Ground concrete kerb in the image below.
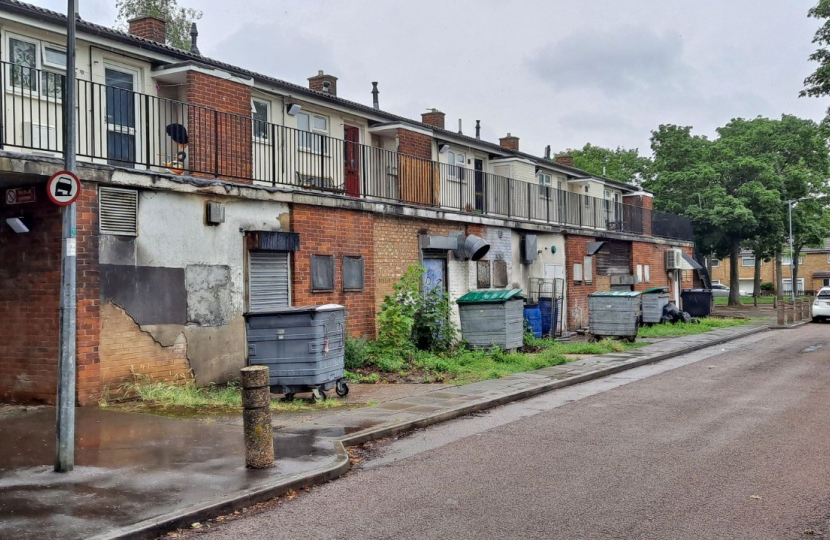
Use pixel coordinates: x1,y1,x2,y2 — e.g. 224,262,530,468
101,324,770,540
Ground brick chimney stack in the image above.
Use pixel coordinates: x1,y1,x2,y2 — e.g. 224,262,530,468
555,154,574,167
422,109,445,129
308,70,338,96
128,15,167,44
499,133,519,152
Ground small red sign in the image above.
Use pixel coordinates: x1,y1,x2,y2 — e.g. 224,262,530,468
47,171,82,206
5,187,36,205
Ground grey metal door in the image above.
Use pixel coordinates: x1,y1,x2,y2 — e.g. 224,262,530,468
249,251,290,312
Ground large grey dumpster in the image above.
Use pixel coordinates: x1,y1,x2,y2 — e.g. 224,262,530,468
641,286,670,324
588,291,642,341
245,304,348,401
457,289,524,350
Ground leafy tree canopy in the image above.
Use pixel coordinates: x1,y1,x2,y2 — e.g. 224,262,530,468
115,0,202,51
558,143,652,186
803,0,830,124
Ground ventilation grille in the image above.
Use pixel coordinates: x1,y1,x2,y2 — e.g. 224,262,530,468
99,187,138,236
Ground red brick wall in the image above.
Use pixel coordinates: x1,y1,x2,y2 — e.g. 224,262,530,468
185,71,253,183
76,184,102,405
290,205,376,338
397,128,433,160
565,235,595,329
373,215,460,313
128,17,166,44
0,185,62,403
499,135,519,152
565,235,694,329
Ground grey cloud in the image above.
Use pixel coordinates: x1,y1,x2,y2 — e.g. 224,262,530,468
204,22,339,88
525,26,691,96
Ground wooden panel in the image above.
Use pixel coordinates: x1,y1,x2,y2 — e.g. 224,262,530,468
595,240,632,276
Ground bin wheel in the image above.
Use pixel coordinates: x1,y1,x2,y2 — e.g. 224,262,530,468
335,380,349,397
283,393,296,401
310,388,326,403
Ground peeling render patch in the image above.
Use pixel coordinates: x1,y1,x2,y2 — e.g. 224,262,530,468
100,265,187,326
100,302,192,392
186,264,231,327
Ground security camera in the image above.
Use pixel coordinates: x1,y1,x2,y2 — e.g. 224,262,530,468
322,81,331,92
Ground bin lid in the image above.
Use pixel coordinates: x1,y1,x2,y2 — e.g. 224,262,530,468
589,291,641,297
244,304,344,317
642,286,670,294
681,289,712,293
457,289,523,304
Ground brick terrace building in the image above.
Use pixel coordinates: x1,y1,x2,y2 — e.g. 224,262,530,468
0,0,695,404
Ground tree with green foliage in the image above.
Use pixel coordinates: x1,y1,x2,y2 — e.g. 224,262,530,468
803,0,830,124
115,0,202,51
645,116,830,306
558,144,652,185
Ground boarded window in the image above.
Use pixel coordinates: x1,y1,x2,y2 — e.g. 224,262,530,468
342,256,365,291
99,186,138,236
636,264,643,282
493,260,508,288
248,251,290,312
644,265,651,283
477,260,491,288
311,254,335,292
573,263,583,284
583,256,593,284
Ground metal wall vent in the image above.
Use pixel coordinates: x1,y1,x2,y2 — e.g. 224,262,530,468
99,187,138,236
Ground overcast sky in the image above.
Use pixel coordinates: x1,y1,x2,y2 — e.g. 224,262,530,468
30,0,830,157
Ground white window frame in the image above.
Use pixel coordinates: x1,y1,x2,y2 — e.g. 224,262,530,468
251,98,270,142
824,278,830,287
6,33,65,99
741,257,755,267
447,150,466,182
712,280,721,285
296,111,329,153
782,256,804,266
537,171,552,187
710,258,720,268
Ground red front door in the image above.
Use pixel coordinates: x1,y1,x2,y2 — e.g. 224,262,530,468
344,125,360,197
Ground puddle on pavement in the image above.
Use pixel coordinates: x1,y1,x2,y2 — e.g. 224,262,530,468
278,421,381,440
802,343,825,353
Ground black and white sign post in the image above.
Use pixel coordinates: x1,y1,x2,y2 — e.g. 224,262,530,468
56,0,79,474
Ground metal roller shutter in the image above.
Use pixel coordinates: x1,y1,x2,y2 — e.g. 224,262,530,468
249,251,290,312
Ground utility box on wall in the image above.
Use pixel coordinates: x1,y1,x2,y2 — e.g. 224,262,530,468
521,235,538,264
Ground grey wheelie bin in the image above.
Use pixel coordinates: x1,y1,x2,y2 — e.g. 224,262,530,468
245,304,348,402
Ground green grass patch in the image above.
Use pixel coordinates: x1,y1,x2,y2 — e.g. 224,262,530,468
525,336,645,355
637,317,751,338
409,347,571,384
106,377,345,415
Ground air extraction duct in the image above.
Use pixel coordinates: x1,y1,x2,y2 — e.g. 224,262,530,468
459,234,490,261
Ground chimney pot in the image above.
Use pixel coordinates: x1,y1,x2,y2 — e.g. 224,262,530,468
372,82,380,109
499,133,520,152
308,71,338,96
555,154,575,167
475,120,481,140
544,145,551,159
128,15,167,45
189,22,200,54
458,119,463,135
421,109,445,129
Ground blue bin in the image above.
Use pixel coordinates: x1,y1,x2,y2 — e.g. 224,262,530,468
539,297,553,336
523,304,542,339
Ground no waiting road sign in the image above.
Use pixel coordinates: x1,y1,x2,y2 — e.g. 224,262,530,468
47,171,82,206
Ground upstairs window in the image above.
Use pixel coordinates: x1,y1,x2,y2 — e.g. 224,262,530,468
741,257,755,267
7,35,65,99
297,112,328,153
447,150,466,181
252,99,269,141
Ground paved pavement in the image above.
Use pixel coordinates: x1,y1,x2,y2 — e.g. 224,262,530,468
194,324,830,540
0,322,767,539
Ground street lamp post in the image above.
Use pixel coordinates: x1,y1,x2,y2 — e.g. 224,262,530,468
786,198,809,302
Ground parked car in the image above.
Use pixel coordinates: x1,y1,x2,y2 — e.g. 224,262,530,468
812,287,830,322
711,283,730,298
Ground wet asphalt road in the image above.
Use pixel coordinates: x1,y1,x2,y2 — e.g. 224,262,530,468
197,325,830,540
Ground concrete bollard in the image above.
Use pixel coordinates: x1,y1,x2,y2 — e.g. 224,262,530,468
803,298,811,320
240,366,274,469
777,302,785,326
795,300,804,322
784,301,793,324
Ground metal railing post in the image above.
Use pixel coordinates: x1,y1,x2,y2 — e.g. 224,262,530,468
213,110,219,177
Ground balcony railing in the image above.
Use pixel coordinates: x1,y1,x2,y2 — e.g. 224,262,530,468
0,61,694,241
